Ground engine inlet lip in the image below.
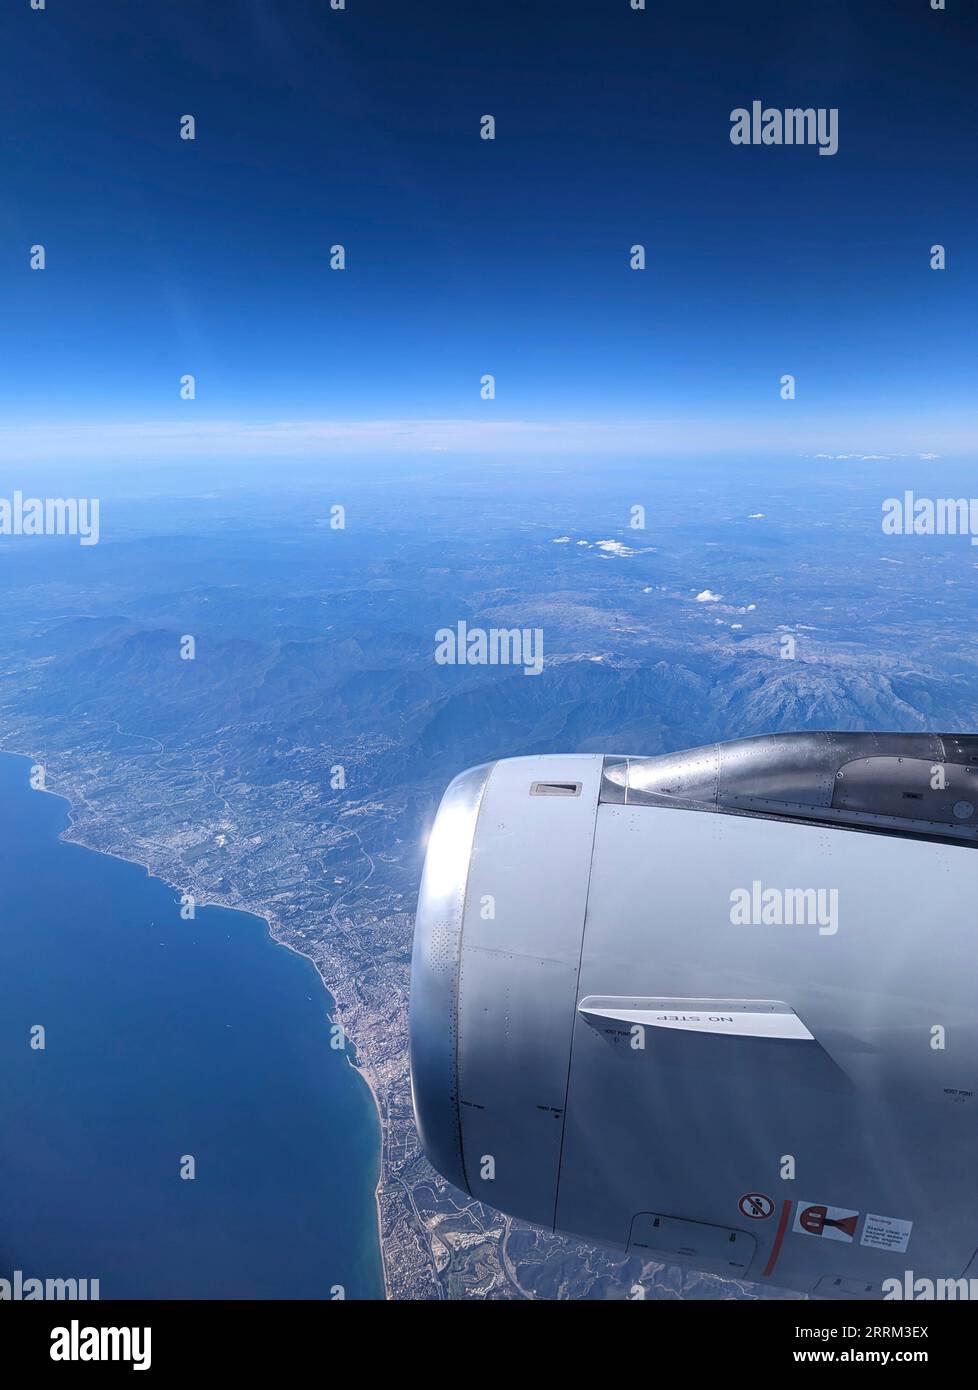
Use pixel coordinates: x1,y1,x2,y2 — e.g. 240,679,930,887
409,761,494,1196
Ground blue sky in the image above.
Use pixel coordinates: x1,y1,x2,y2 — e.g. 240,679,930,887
1,0,975,460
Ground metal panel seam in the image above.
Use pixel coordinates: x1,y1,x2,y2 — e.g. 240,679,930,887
549,786,604,1234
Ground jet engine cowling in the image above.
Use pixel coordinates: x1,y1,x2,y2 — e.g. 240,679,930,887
409,733,978,1298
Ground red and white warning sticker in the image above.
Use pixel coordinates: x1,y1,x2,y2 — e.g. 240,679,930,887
860,1213,913,1254
792,1201,860,1243
738,1192,775,1220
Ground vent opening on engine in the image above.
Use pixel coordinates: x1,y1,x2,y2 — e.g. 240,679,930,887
530,781,582,797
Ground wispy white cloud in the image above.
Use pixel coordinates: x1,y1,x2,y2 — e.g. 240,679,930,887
595,539,638,556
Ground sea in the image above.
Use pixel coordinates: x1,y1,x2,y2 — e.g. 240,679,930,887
0,751,384,1299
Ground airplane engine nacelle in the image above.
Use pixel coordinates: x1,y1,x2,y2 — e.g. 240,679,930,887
409,733,978,1299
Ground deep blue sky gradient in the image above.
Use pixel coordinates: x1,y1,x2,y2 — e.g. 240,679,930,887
1,0,975,452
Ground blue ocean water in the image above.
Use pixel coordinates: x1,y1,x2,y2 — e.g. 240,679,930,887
0,751,384,1299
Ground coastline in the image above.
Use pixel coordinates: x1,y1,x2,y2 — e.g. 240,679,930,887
0,743,392,1302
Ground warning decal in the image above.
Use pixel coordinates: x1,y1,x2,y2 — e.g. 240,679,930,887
739,1192,775,1220
792,1201,860,1243
860,1213,913,1254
